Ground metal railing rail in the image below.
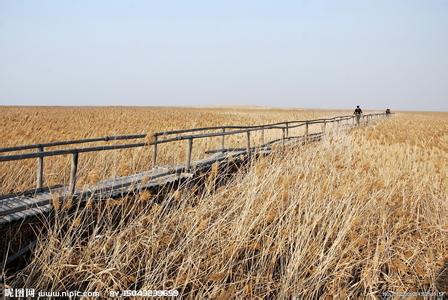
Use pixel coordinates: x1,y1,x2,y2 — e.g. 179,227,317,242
0,134,147,153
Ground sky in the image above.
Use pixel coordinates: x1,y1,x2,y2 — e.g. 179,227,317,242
0,0,447,111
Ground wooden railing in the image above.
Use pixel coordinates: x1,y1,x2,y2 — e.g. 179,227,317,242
0,113,389,195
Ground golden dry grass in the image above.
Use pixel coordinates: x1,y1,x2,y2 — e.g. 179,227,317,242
7,110,448,297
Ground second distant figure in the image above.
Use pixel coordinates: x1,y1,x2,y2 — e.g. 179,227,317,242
354,105,363,125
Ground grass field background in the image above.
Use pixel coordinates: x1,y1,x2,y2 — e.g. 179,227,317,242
2,107,447,297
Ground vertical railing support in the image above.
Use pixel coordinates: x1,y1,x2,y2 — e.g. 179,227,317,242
246,131,251,157
36,146,44,190
68,152,79,195
285,122,289,138
221,128,226,151
152,134,158,167
261,128,265,146
282,128,286,150
322,120,326,134
305,121,309,143
186,137,193,171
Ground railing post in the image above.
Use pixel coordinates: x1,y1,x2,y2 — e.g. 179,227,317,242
68,152,78,195
152,134,158,167
322,120,326,134
186,137,193,171
36,146,44,190
282,128,286,150
285,122,289,138
305,121,309,143
221,128,225,151
246,131,251,157
261,128,265,146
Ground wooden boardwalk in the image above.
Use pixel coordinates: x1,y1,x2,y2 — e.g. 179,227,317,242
0,113,388,228
0,152,234,226
0,134,324,227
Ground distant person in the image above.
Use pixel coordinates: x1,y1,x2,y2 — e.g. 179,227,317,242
386,108,391,116
354,105,363,125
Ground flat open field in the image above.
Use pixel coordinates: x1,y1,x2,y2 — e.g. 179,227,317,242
2,107,448,297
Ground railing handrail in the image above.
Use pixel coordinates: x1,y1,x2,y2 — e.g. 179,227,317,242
0,142,148,162
0,134,146,153
0,113,387,163
0,113,382,153
154,114,358,137
0,112,390,195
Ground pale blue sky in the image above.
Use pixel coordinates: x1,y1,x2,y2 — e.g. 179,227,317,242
1,0,447,110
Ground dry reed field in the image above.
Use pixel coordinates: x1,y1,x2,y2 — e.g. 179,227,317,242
5,109,448,297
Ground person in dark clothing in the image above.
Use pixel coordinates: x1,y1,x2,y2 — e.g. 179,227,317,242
354,105,363,125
